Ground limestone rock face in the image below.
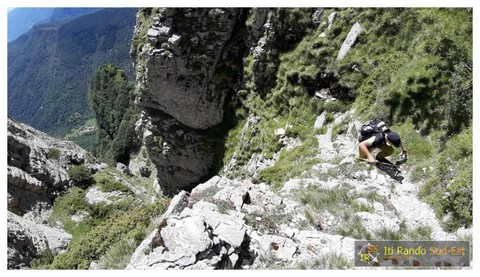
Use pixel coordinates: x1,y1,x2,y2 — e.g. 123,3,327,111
8,211,72,269
337,22,362,60
7,118,99,269
127,176,355,269
140,111,218,195
131,8,320,195
131,8,247,195
7,118,98,218
134,8,244,129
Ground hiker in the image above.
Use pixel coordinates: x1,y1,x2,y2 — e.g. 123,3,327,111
358,120,408,165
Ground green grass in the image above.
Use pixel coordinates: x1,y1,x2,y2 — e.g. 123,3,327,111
97,238,138,269
96,176,133,194
337,214,373,240
44,168,167,266
47,187,92,239
94,166,160,199
297,184,356,215
297,184,373,239
38,166,169,269
244,207,293,234
297,252,353,269
343,8,472,135
258,137,320,189
47,199,169,269
403,125,473,231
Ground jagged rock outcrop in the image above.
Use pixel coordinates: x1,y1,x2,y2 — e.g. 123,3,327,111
134,8,245,129
8,211,71,269
7,117,100,269
127,176,355,269
8,117,99,218
131,8,320,195
247,8,315,92
131,8,248,195
135,110,219,195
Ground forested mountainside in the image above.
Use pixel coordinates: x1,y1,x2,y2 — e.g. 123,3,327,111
8,8,137,136
7,8,472,270
8,8,100,42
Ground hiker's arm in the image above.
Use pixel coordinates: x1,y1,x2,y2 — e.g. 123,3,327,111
400,144,407,160
359,141,376,164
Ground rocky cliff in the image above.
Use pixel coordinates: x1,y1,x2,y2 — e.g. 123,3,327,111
131,8,249,195
7,117,102,269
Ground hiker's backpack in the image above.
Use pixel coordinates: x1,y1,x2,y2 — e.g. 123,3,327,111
358,119,389,142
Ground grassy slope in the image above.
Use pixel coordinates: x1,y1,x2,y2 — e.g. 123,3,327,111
224,8,472,229
32,167,168,269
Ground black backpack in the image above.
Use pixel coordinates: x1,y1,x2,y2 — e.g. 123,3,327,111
358,119,389,142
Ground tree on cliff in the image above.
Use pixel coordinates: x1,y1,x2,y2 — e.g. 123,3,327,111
88,64,139,164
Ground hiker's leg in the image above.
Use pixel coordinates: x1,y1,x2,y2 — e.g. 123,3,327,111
376,144,394,164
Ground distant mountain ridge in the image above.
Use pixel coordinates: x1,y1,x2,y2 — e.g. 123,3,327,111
8,8,137,136
8,8,100,42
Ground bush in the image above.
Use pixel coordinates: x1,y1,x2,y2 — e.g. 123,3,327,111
97,177,132,194
47,148,61,160
67,165,95,189
48,199,169,269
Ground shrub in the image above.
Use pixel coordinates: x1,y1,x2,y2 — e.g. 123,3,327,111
47,148,61,160
97,177,132,194
48,199,169,269
97,238,137,269
67,165,95,189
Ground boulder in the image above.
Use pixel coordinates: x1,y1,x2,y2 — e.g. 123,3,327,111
116,162,131,175
337,22,362,60
7,211,71,269
327,12,337,29
312,8,324,24
127,199,253,270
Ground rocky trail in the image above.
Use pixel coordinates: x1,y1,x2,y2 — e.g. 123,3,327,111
314,110,458,240
389,179,457,241
126,109,463,269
